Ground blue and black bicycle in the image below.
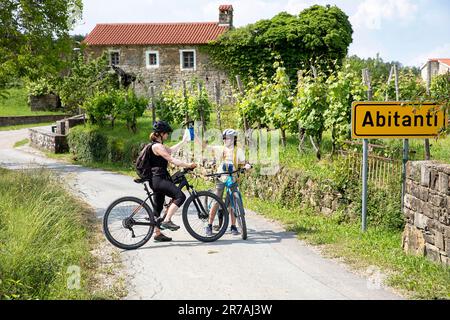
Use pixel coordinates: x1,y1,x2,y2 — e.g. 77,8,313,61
206,168,248,240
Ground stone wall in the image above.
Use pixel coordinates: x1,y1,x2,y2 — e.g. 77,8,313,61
240,166,344,216
402,161,450,266
29,128,68,154
29,94,62,111
85,45,234,102
0,114,68,127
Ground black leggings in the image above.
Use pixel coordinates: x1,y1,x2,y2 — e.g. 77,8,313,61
151,176,186,216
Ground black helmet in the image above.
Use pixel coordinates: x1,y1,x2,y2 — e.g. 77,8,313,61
153,120,173,133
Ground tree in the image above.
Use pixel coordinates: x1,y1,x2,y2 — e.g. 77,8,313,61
0,0,82,89
58,52,118,113
207,5,352,84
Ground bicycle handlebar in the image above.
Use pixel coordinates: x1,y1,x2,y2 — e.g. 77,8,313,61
205,168,246,178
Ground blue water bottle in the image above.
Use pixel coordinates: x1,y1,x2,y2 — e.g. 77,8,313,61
188,121,194,141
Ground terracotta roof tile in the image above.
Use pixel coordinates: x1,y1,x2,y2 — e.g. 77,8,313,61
437,59,450,67
219,5,233,11
84,22,229,46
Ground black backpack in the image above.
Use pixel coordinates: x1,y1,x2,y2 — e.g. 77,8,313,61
135,142,155,179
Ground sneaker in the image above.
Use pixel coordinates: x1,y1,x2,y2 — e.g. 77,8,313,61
154,233,172,242
160,220,180,231
213,224,221,231
230,226,240,235
205,225,213,236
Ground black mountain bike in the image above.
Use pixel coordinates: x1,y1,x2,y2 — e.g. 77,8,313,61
103,168,229,250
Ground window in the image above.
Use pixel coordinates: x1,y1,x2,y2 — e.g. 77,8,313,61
109,50,120,66
145,51,159,68
180,50,196,70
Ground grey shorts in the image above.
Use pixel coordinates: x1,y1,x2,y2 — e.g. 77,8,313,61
214,178,226,199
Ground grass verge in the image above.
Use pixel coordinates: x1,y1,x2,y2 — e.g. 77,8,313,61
0,88,62,116
0,122,55,131
0,168,126,300
245,196,450,300
13,139,29,148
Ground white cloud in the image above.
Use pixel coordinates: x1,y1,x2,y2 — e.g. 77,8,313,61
350,0,418,30
410,43,450,67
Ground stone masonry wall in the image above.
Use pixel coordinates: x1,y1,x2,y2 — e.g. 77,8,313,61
85,45,234,103
29,128,68,154
402,161,450,266
29,94,61,111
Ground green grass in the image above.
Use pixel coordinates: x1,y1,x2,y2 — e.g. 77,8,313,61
245,197,450,299
0,168,121,300
0,88,63,116
13,139,29,148
0,122,55,131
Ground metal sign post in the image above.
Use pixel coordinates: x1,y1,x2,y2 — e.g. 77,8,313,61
361,69,372,232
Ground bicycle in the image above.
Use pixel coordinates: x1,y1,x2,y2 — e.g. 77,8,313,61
206,168,248,240
102,168,230,250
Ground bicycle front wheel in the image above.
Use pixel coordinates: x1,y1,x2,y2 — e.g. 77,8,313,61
182,191,229,242
103,196,155,250
233,192,247,240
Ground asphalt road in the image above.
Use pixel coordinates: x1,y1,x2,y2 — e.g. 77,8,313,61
0,127,402,300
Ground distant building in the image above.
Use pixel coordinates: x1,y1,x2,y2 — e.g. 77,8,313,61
420,58,450,85
83,5,234,98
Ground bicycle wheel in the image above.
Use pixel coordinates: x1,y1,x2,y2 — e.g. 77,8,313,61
103,196,155,250
182,191,229,242
233,192,247,240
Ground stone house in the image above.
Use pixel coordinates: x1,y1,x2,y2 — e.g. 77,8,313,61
83,5,234,100
420,58,450,84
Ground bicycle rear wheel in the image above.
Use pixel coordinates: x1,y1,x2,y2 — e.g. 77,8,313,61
182,191,229,242
233,192,247,240
103,196,155,250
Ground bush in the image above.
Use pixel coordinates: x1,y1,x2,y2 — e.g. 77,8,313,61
67,126,108,163
68,125,145,167
83,89,148,133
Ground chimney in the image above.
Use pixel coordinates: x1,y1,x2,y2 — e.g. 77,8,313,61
219,5,233,27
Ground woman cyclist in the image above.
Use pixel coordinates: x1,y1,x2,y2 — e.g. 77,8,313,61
147,120,196,242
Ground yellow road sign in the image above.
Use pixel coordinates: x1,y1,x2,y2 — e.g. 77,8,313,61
351,102,447,139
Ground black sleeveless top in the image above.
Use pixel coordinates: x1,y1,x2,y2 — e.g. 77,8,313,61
149,142,169,177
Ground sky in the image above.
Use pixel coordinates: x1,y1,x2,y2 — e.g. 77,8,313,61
71,0,450,68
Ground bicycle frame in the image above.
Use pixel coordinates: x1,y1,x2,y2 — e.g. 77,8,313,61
129,171,209,225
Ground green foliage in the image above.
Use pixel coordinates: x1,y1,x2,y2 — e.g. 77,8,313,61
263,62,294,136
115,89,149,133
0,0,83,90
155,83,185,124
67,126,108,162
373,68,427,102
67,125,146,167
155,80,212,126
236,77,271,129
291,70,328,143
430,73,450,114
325,63,366,149
26,78,58,97
58,52,118,113
207,5,352,83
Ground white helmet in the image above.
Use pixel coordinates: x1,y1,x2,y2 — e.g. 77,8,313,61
222,128,237,139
